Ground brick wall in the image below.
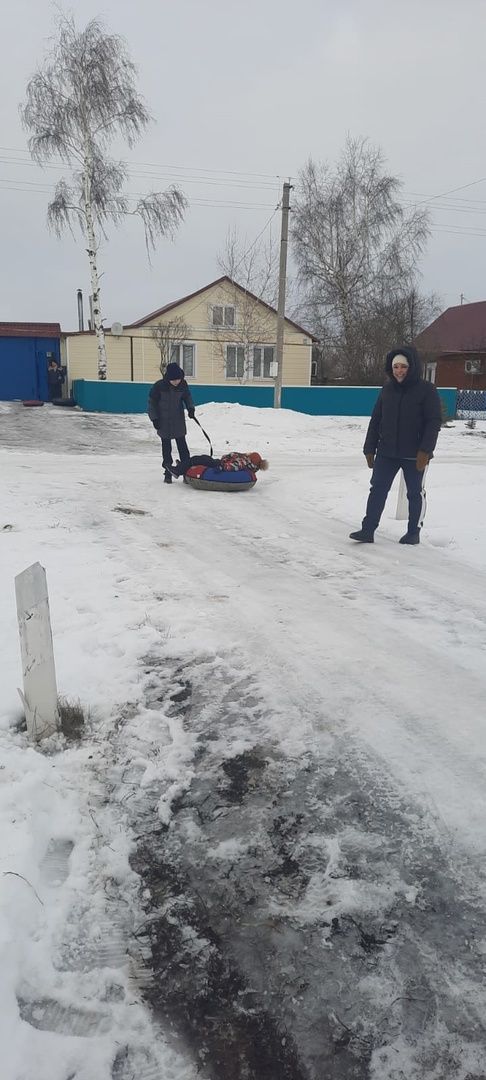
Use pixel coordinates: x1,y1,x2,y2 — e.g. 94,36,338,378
434,353,486,390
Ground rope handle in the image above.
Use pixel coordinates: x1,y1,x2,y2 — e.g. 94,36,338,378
191,415,213,457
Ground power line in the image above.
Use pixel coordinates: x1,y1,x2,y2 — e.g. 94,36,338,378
0,146,285,188
0,179,276,210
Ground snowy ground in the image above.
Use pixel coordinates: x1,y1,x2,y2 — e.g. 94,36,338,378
1,401,486,1080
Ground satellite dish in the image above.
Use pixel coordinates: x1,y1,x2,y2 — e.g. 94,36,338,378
111,321,123,337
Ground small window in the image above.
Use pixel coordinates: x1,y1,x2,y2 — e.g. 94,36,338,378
212,305,235,328
226,344,245,379
253,345,275,378
170,342,195,377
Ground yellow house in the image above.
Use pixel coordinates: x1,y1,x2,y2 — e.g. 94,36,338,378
64,277,315,387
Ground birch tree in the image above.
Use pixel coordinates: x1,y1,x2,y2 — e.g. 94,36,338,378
21,15,187,380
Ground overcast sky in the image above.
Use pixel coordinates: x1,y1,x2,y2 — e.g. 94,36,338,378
2,0,486,331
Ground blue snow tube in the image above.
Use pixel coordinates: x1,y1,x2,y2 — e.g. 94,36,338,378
184,466,257,492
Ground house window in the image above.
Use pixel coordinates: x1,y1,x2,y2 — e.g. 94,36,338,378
253,345,275,378
212,305,235,328
226,344,245,379
170,342,195,377
425,362,437,383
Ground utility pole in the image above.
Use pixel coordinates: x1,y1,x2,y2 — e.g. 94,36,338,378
274,181,292,408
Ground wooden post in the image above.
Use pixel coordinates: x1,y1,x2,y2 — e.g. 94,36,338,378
395,472,408,520
15,563,60,741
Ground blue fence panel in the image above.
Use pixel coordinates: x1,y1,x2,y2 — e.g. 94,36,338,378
72,380,457,420
282,386,382,416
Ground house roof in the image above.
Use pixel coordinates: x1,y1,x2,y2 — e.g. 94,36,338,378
123,276,317,339
0,321,61,338
415,301,486,354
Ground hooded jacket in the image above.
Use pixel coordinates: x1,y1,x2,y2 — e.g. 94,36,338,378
148,372,195,439
363,346,442,459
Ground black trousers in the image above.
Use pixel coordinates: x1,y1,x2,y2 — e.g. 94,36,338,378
363,455,427,534
160,436,190,478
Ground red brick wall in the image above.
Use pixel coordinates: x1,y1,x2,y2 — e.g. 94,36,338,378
434,353,486,390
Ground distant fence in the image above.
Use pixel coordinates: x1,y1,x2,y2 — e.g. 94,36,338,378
457,389,486,419
72,380,457,420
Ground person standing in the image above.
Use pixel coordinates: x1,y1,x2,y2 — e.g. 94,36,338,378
47,359,64,401
349,346,442,545
148,363,195,484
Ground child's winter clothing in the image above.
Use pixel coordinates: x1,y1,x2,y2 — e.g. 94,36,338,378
148,368,195,480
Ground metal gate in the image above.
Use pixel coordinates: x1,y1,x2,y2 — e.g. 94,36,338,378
457,389,486,419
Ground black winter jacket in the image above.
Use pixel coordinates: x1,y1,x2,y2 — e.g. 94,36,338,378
148,377,195,438
363,346,442,459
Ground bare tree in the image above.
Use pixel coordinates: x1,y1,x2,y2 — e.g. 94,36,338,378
292,138,431,383
21,14,187,380
215,228,279,382
150,317,190,374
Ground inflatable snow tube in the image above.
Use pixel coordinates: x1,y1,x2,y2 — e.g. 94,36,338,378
51,397,76,407
184,465,256,492
22,400,44,407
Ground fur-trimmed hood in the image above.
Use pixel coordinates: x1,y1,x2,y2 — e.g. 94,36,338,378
385,345,422,384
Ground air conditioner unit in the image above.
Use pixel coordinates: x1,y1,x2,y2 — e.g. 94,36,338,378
465,358,482,374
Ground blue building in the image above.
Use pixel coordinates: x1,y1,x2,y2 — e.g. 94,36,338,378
0,322,62,401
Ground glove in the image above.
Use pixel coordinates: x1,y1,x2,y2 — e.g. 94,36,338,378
416,450,429,472
365,453,375,469
188,410,195,419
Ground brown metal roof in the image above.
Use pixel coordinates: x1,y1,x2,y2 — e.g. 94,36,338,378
416,301,486,353
0,322,61,338
123,276,317,340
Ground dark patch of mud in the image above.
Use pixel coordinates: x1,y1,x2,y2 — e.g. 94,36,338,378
125,655,486,1080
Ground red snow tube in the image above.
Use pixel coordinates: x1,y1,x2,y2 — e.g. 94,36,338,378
22,400,44,407
184,465,257,492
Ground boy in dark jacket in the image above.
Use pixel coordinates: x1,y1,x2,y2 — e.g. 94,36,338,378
148,363,195,483
350,346,442,545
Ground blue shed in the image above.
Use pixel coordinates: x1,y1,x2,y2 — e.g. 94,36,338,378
0,322,61,401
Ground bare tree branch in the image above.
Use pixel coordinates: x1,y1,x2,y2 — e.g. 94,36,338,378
215,228,282,382
150,317,191,374
292,137,433,383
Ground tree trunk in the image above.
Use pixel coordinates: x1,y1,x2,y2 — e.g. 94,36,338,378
83,160,107,380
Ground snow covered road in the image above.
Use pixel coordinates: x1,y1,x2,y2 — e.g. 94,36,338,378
1,402,486,1079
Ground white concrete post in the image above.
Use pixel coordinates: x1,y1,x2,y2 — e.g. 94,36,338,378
15,562,60,741
395,472,408,520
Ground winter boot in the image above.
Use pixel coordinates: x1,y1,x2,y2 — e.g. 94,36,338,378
399,531,420,545
163,472,172,484
349,529,374,543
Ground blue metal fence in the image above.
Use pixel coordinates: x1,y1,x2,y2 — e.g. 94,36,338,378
457,389,486,418
72,379,457,420
0,336,60,401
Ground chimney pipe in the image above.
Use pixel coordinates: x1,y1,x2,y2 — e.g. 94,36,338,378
77,289,84,331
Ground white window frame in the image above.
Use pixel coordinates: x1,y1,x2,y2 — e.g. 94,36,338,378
169,341,196,378
251,344,276,380
225,343,246,380
425,361,437,383
211,304,236,329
